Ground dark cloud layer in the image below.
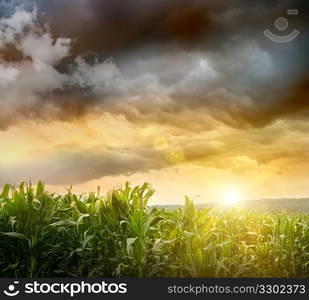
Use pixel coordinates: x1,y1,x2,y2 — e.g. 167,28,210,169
0,0,308,132
2,0,308,57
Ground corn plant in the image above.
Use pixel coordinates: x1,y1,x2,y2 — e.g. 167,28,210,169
0,182,308,278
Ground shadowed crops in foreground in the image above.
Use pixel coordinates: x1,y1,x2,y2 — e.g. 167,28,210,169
0,182,309,278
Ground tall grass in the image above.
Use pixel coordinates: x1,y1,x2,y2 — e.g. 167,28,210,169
0,182,309,277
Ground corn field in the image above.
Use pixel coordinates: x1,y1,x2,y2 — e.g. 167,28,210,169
0,182,309,278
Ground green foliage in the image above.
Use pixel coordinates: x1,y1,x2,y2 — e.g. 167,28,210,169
0,182,308,277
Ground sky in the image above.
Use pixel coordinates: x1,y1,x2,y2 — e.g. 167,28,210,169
0,0,308,204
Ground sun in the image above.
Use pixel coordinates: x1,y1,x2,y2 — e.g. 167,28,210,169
223,190,240,206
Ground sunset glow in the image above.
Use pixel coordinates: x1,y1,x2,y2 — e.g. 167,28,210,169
223,190,240,207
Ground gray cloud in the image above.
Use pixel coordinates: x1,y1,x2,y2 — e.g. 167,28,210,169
0,2,308,132
0,146,168,185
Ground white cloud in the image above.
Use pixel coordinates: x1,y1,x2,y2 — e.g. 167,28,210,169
0,8,70,105
1,7,71,65
20,33,71,65
0,8,36,46
0,65,20,87
72,57,122,92
15,60,66,94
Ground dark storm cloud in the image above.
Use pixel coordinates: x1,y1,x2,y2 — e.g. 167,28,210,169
1,0,308,57
0,0,308,131
40,0,211,57
40,0,308,57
